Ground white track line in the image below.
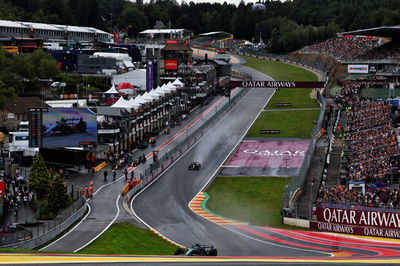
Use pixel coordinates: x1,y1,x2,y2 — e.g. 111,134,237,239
39,203,91,251
184,88,332,256
40,173,125,250
73,194,121,253
130,88,248,248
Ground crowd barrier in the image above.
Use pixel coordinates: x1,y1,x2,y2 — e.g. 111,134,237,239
282,91,327,209
0,196,86,249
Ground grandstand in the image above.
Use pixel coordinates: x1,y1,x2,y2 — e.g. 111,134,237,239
302,26,400,211
0,20,113,43
197,31,233,43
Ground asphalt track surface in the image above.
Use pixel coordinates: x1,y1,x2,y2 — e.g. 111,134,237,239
131,65,326,257
40,92,238,253
23,53,400,264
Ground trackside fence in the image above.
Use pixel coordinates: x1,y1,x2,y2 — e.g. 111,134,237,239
125,87,248,199
0,196,86,249
282,90,327,208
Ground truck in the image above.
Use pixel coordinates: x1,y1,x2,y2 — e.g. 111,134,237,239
39,147,88,168
9,131,89,168
8,131,38,164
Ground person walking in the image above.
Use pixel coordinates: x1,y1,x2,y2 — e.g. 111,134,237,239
124,168,128,181
130,171,134,180
112,168,116,181
103,169,108,182
88,185,93,198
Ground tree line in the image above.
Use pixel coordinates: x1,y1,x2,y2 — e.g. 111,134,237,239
1,0,400,105
2,0,400,53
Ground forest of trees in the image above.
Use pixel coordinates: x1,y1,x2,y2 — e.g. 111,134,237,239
1,0,400,54
2,0,400,53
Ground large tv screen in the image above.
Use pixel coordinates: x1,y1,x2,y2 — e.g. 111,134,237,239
42,108,97,148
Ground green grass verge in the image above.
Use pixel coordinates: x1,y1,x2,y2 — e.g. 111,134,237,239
77,222,178,255
242,56,319,109
246,109,320,138
206,176,292,227
242,56,318,82
265,88,319,109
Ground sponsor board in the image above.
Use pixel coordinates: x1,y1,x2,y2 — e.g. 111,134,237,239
348,64,369,74
227,140,309,168
260,129,281,134
165,39,178,44
316,206,400,229
165,59,178,70
310,221,400,239
275,103,292,107
230,80,325,88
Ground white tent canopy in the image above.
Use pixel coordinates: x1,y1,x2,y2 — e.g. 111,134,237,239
164,82,177,91
111,96,131,109
148,88,164,97
172,78,184,87
155,86,169,95
128,98,142,109
141,91,157,101
134,94,150,104
104,84,120,94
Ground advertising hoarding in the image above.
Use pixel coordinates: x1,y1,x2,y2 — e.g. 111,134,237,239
348,64,369,73
312,206,400,239
42,108,97,148
229,80,325,88
165,59,178,70
165,39,178,44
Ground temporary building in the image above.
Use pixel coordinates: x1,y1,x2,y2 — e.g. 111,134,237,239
127,98,142,109
172,78,184,87
111,96,133,110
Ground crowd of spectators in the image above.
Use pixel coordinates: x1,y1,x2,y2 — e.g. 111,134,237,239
97,119,121,129
299,37,380,60
318,80,400,209
318,185,400,209
1,169,33,218
339,81,399,184
355,41,400,61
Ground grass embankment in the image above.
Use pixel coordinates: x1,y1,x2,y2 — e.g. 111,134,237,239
243,56,320,138
206,176,294,228
205,57,320,228
242,56,319,109
246,109,320,138
77,222,177,255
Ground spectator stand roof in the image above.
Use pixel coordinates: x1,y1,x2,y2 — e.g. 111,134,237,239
340,26,400,39
198,31,233,41
139,29,193,39
0,19,110,35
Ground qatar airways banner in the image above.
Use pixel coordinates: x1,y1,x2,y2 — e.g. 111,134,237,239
230,80,325,88
312,206,400,238
227,140,309,168
310,221,400,239
348,64,369,74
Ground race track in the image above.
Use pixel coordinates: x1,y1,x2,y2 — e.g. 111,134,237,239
131,63,327,257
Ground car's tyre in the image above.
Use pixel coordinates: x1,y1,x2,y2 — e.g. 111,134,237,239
209,248,218,256
174,248,185,255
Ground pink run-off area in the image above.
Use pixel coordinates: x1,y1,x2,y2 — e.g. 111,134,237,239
227,140,310,168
